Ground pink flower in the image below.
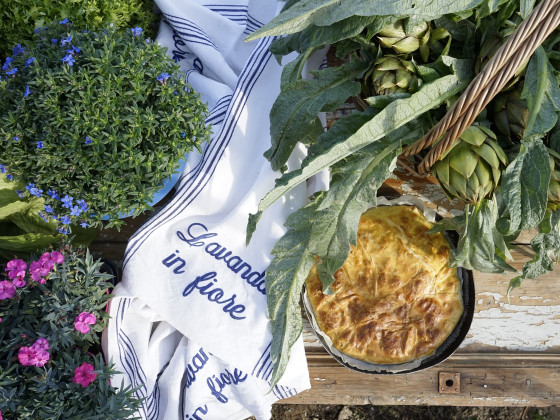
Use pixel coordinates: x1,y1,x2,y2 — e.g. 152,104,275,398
31,337,49,351
31,349,50,367
74,311,97,334
50,250,64,264
12,276,26,288
0,409,3,420
0,281,15,300
18,340,50,367
29,260,50,282
5,259,26,280
18,346,34,366
73,362,97,387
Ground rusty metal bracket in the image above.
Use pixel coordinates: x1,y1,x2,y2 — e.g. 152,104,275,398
439,371,461,394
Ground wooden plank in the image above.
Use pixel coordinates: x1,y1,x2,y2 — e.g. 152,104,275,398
283,352,560,406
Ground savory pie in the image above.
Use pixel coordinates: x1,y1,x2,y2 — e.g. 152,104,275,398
305,205,463,365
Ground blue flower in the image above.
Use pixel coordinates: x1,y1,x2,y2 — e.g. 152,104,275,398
59,18,69,24
24,85,32,98
47,189,60,200
13,135,20,141
51,39,58,45
25,57,35,67
44,204,53,213
131,27,143,37
0,164,5,173
6,67,18,76
61,35,73,46
67,45,81,55
2,57,13,71
12,44,24,55
180,132,186,138
61,195,73,208
157,72,170,84
6,174,13,181
25,183,35,191
29,187,42,197
80,221,90,228
15,190,24,198
60,215,71,225
70,205,82,216
57,226,69,234
84,136,92,145
76,199,88,211
39,212,49,223
145,39,150,43
61,54,76,66
36,140,43,149
34,27,43,34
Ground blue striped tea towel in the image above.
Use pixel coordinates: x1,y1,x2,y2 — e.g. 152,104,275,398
102,0,316,419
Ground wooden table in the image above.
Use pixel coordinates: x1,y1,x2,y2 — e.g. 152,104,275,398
90,169,560,408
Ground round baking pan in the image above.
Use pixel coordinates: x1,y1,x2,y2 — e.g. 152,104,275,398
302,199,476,374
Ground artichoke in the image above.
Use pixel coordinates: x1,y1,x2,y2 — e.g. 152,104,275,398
363,55,419,96
377,20,431,60
549,149,560,204
431,125,508,204
492,86,529,140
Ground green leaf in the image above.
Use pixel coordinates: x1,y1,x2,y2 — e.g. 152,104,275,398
265,193,323,388
520,0,536,19
265,57,369,170
453,199,516,273
250,72,470,237
245,0,483,41
499,138,551,234
270,15,384,56
521,47,560,137
311,121,425,292
508,208,560,293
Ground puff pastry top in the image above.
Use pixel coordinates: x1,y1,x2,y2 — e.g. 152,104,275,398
305,205,463,365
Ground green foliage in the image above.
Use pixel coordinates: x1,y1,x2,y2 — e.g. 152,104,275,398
0,0,158,60
0,173,96,264
0,248,141,419
0,23,211,231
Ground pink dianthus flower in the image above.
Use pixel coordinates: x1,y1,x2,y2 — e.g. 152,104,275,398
74,311,97,334
73,362,97,387
5,259,26,285
0,281,15,300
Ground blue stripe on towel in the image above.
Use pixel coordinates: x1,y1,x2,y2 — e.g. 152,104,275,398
123,36,275,269
116,298,165,420
163,14,218,50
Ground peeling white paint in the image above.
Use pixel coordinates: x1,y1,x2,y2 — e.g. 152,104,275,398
313,378,326,381
461,304,560,350
519,296,544,301
478,299,484,305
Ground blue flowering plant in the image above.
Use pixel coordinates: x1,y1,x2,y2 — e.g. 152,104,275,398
0,21,210,232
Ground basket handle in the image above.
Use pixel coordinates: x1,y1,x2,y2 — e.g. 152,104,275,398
403,0,560,175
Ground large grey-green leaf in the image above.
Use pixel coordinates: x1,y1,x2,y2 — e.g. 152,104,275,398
453,199,516,273
270,15,384,56
521,47,560,137
311,121,425,293
500,138,550,234
508,208,560,294
247,72,469,242
265,193,323,388
265,57,369,170
246,0,482,40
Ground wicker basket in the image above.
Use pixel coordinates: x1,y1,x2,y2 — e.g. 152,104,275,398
402,0,560,175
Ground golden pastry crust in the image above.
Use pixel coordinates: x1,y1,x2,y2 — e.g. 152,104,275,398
305,205,463,365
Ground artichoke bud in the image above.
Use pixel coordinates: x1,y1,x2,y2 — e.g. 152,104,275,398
431,125,507,204
475,34,527,90
365,55,420,96
492,86,529,140
377,20,430,60
549,150,560,204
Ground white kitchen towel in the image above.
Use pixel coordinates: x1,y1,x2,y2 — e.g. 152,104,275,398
102,0,316,419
